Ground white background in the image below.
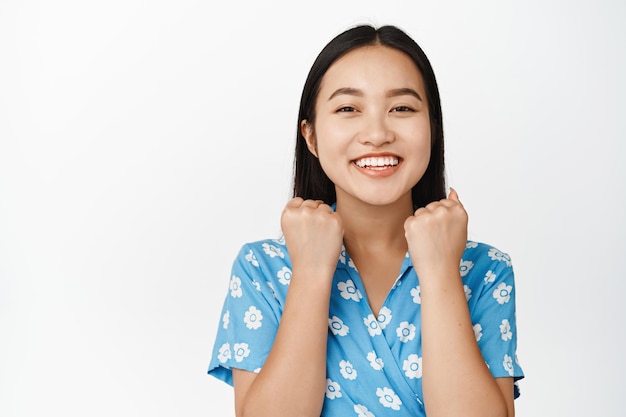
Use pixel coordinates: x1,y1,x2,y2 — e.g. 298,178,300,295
1,0,624,416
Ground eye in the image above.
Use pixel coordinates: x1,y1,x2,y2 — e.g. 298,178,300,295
336,106,357,113
391,105,415,113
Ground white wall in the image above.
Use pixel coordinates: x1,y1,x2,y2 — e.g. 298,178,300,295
1,0,624,416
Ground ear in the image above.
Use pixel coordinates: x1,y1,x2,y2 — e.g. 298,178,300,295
300,120,318,158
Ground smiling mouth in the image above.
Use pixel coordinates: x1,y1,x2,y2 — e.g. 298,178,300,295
353,156,400,170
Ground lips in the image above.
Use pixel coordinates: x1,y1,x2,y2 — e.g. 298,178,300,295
353,155,400,169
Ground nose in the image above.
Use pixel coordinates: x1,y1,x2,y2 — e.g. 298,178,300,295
358,114,394,147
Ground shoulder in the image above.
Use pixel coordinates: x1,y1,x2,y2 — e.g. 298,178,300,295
461,240,515,288
462,240,513,268
236,237,291,265
232,238,292,301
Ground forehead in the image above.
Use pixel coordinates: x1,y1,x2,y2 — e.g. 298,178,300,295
319,45,425,94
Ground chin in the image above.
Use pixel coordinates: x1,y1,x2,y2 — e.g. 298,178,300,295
359,194,410,208
336,186,413,209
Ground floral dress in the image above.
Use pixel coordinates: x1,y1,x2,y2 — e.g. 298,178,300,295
207,238,524,416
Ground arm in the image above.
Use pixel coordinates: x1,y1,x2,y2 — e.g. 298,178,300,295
405,189,514,417
234,198,343,417
234,267,332,417
419,265,513,417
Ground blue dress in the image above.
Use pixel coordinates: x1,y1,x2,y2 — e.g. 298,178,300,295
207,238,524,416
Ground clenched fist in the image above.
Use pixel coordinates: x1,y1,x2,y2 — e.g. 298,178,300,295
281,198,344,278
404,188,468,280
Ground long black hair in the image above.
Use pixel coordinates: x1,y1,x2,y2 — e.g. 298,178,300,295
293,24,446,209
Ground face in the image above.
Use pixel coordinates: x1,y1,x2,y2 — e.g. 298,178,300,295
302,45,431,209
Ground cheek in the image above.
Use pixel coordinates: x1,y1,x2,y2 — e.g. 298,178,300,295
404,120,431,151
313,123,351,155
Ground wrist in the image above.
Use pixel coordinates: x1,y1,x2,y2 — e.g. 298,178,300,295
414,264,462,287
289,265,335,291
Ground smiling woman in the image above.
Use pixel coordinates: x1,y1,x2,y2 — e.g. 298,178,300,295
206,24,524,417
1,1,624,416
301,45,431,205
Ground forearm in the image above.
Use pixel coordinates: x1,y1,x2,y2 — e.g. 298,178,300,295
241,270,331,417
420,267,508,417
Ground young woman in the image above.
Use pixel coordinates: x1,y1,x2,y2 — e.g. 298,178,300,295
207,24,524,417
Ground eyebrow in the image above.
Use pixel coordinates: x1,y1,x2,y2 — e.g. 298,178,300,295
387,88,423,102
328,87,423,102
328,87,363,100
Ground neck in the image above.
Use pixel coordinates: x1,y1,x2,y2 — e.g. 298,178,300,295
336,194,414,255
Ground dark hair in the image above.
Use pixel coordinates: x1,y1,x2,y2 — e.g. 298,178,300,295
292,24,446,209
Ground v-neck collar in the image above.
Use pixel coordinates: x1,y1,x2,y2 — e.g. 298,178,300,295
337,243,414,317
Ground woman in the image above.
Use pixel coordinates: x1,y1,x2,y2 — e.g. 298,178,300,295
207,24,524,417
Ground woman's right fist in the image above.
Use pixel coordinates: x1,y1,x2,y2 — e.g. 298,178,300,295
281,198,344,275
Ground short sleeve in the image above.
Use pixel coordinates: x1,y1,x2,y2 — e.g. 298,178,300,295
207,242,284,386
464,243,525,398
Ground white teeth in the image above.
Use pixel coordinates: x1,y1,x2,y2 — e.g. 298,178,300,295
355,156,399,168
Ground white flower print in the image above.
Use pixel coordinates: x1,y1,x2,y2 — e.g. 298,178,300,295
377,306,392,330
459,260,474,277
325,378,342,400
338,279,362,302
366,351,384,370
402,353,422,379
503,354,514,376
348,258,356,270
222,310,230,329
251,280,261,292
245,249,259,267
493,282,513,305
338,249,357,269
267,282,278,299
488,247,512,266
354,404,376,417
329,316,350,336
484,270,496,284
463,284,472,301
500,319,512,341
229,275,242,298
339,248,348,264
466,241,478,249
410,285,421,304
376,387,402,411
217,343,231,363
396,321,416,343
339,360,358,380
233,343,250,363
473,323,483,342
244,306,263,330
363,314,382,336
277,266,292,286
262,242,284,259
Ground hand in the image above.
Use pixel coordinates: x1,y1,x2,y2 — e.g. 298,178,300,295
281,198,344,277
403,188,468,279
